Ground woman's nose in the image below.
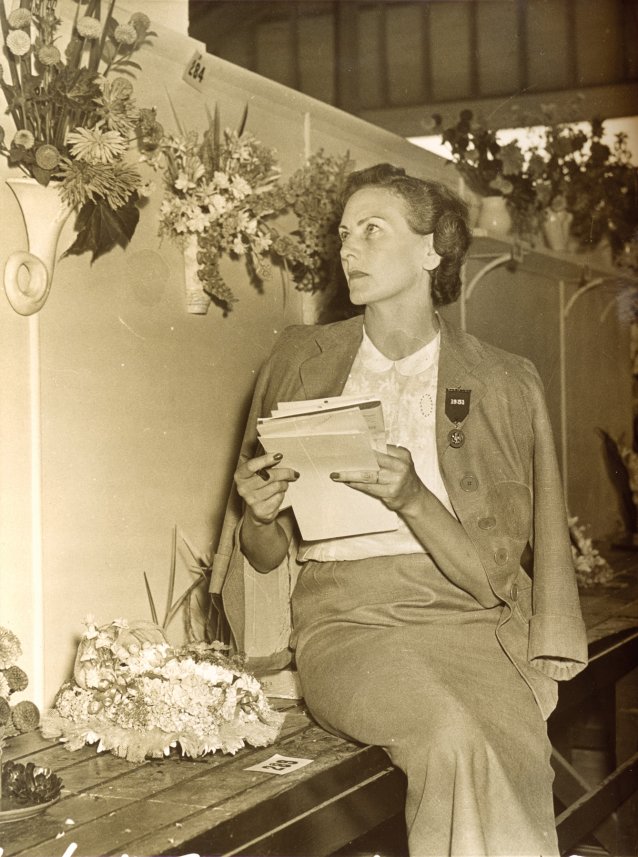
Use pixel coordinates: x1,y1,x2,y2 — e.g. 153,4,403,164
340,235,357,261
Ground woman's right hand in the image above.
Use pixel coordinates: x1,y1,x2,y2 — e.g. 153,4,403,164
234,452,299,526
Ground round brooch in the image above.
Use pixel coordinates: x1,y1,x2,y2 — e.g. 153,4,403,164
419,393,433,419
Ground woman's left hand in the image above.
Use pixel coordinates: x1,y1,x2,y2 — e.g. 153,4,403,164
330,444,426,513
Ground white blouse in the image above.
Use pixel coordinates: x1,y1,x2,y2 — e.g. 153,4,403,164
299,326,455,562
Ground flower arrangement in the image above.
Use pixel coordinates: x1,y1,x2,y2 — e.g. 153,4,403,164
568,517,614,588
0,0,158,261
40,617,284,763
435,109,638,259
0,625,41,737
145,105,351,313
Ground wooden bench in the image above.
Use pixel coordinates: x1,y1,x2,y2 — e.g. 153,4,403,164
2,548,637,857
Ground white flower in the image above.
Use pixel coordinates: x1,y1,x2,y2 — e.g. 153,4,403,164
37,45,62,66
0,673,11,699
114,24,137,45
187,211,209,233
212,171,230,189
13,130,35,149
209,194,228,215
232,237,246,255
8,8,33,28
76,16,102,39
67,126,127,164
6,30,31,56
230,176,251,199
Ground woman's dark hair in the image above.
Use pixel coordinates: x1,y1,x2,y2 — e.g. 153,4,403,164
340,163,471,307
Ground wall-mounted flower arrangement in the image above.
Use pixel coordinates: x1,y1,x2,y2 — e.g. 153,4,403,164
0,0,157,262
144,103,351,314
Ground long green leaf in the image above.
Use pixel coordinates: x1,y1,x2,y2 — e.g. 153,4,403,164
165,89,186,137
143,572,159,625
162,525,177,627
163,572,207,629
237,103,248,138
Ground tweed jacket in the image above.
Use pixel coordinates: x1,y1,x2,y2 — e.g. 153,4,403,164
211,314,588,719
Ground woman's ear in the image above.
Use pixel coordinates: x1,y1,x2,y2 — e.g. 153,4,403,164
422,233,441,271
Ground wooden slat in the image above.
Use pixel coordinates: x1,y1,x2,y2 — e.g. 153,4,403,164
556,751,638,855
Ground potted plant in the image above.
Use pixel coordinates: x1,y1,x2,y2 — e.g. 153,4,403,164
433,110,536,239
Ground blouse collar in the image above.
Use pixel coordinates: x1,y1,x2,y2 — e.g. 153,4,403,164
359,325,441,377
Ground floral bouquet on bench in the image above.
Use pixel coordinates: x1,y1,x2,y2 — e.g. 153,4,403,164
41,618,284,763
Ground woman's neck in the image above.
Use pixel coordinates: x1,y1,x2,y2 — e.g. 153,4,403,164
363,303,439,361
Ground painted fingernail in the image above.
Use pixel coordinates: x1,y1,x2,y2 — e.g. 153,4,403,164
274,452,283,461
330,472,339,480
256,468,271,481
292,471,300,480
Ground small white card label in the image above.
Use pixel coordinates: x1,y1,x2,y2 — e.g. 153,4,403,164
245,754,313,776
183,50,209,90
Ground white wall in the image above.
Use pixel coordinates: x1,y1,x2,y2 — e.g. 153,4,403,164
0,0,450,706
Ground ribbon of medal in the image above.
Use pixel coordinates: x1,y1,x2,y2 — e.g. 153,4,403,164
445,388,471,448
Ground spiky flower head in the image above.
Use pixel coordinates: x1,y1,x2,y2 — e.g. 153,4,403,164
35,144,61,170
58,158,141,209
37,45,61,66
6,30,31,56
96,77,139,135
114,24,137,45
76,16,101,39
2,665,28,693
0,627,21,669
12,700,40,733
0,673,10,699
14,130,35,149
8,8,33,28
67,126,127,164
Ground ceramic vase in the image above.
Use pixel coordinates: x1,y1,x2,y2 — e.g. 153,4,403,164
476,195,512,237
543,208,573,252
4,177,72,316
183,235,211,314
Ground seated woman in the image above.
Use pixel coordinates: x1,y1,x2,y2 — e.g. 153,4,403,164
212,163,588,856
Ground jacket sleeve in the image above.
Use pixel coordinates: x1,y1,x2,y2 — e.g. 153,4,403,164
526,365,588,680
209,332,301,670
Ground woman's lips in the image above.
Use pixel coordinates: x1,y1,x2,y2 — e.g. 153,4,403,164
348,270,367,279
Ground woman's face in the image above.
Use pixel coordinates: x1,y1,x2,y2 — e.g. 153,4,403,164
339,186,434,309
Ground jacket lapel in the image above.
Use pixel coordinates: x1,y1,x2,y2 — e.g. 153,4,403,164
299,315,364,399
436,316,488,462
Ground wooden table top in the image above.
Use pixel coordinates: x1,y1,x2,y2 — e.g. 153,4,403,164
2,546,637,857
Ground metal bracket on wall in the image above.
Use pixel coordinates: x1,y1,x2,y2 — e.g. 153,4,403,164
459,244,525,331
558,271,633,503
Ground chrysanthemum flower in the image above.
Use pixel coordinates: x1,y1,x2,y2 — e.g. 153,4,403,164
59,158,141,209
76,16,102,39
0,626,22,669
12,699,40,733
13,129,35,149
8,8,33,28
37,44,61,66
67,126,127,164
96,77,139,135
6,30,31,56
35,143,61,170
3,665,29,693
114,24,137,45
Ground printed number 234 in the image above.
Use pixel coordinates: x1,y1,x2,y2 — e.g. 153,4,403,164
188,57,206,83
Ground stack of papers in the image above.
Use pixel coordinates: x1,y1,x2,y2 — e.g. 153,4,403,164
257,396,399,541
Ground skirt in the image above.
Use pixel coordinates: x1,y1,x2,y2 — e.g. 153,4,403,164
291,553,559,857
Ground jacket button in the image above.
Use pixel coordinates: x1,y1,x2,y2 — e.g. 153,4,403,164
510,583,519,600
460,474,479,492
478,516,496,530
494,548,509,565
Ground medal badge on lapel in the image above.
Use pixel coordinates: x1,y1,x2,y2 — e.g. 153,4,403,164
445,388,471,448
